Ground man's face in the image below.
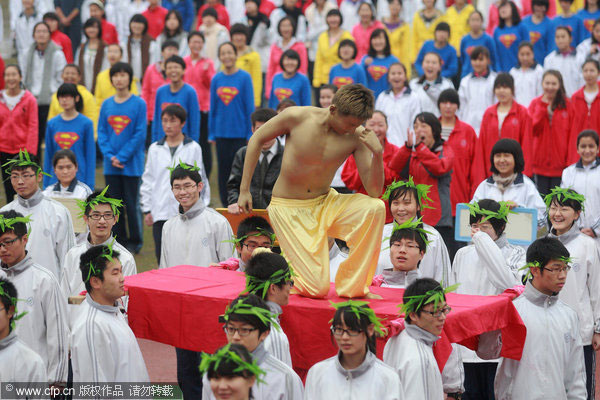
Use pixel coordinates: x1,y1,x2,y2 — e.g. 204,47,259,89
237,233,272,264
10,167,41,199
390,238,423,271
162,114,185,137
0,232,27,267
106,45,122,65
188,35,204,54
231,33,247,50
329,107,364,135
531,260,569,294
268,281,292,306
84,203,117,240
166,62,184,83
410,300,449,336
92,259,125,302
62,66,81,84
172,177,203,210
224,320,269,352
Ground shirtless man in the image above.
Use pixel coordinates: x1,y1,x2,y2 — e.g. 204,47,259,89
238,84,386,299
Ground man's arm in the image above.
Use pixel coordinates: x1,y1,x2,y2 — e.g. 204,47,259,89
238,109,295,212
353,127,384,198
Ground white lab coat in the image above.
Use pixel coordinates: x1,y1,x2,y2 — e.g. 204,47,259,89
377,221,452,286
375,88,421,147
0,331,47,382
509,64,544,108
264,301,293,367
60,236,137,330
493,282,587,400
140,136,210,222
70,295,149,382
160,199,234,269
458,71,497,135
383,323,445,400
202,342,304,400
304,351,404,400
548,225,600,345
1,254,69,384
544,51,584,97
1,190,76,281
561,158,600,237
409,77,454,118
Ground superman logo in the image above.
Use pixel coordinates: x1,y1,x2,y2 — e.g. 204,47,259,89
585,18,595,32
274,88,293,101
332,76,354,88
108,115,131,135
529,31,541,45
466,45,475,56
54,132,80,149
499,33,517,48
161,102,181,111
217,86,239,105
368,65,388,81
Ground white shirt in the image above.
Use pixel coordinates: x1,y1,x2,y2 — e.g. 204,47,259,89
0,331,47,382
409,77,454,117
2,254,69,384
561,158,600,235
43,179,93,200
510,65,544,108
264,301,293,367
160,199,234,269
70,295,150,382
493,282,587,400
458,71,497,135
544,51,584,97
2,90,25,110
305,351,404,400
1,190,76,282
375,88,421,146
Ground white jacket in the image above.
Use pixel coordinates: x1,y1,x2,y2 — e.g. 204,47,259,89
1,190,76,281
42,179,93,200
509,65,543,108
70,295,149,382
472,174,547,227
543,51,584,97
60,236,137,330
409,77,454,118
561,158,600,236
383,323,444,400
458,71,497,135
576,38,600,67
160,199,234,269
377,221,452,286
548,225,600,345
304,351,404,400
493,282,587,400
0,331,47,382
375,88,421,147
1,254,69,384
140,136,210,222
452,232,524,363
202,342,304,400
264,301,293,367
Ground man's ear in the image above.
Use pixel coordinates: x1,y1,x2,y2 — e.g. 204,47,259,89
329,104,337,115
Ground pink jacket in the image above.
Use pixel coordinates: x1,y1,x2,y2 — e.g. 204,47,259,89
265,39,308,99
0,90,38,155
141,62,169,121
183,56,215,112
351,20,385,61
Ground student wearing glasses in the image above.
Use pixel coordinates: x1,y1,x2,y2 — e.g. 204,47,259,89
60,189,137,330
304,300,404,399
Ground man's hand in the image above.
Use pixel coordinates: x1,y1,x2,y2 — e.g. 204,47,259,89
111,156,124,169
470,226,480,237
357,128,383,155
592,332,600,351
228,203,242,215
144,213,154,226
238,191,253,213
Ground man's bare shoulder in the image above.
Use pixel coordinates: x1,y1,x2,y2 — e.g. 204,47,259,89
280,106,327,122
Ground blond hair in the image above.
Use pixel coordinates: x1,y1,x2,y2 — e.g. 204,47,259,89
332,84,374,120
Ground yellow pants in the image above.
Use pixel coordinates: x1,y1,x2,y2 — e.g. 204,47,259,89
268,189,385,298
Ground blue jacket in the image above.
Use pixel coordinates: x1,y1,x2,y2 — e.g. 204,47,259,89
268,72,312,108
415,40,459,78
328,63,368,87
209,70,255,141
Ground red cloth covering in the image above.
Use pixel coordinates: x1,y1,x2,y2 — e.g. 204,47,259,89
142,5,169,39
51,30,73,63
126,266,526,377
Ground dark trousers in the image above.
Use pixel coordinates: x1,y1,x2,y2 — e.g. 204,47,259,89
105,175,143,252
37,104,50,159
463,362,497,400
215,138,247,206
534,174,561,197
584,345,596,400
152,220,167,263
175,348,203,400
200,112,212,178
0,152,17,201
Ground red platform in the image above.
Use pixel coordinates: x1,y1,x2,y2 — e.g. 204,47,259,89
125,266,526,377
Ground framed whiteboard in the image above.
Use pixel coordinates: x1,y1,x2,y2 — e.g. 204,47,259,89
454,203,537,246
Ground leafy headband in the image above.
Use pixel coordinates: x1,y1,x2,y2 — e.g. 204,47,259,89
390,217,432,247
329,300,385,336
223,299,280,331
167,160,202,175
199,344,266,383
518,256,573,280
84,240,116,283
544,187,586,212
225,228,276,248
381,176,433,210
2,149,50,177
0,214,32,233
76,186,123,218
244,262,295,299
466,201,515,223
399,282,459,316
0,281,28,331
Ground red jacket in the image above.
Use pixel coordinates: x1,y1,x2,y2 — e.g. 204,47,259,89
472,101,533,185
342,139,399,223
443,118,477,215
51,30,73,63
0,56,4,90
183,56,215,112
389,142,455,227
0,90,39,155
143,6,168,39
529,96,575,177
569,87,600,164
101,19,119,45
196,3,231,30
141,63,169,121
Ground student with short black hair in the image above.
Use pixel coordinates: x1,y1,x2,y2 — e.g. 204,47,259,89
268,49,311,109
328,39,368,89
43,149,93,200
70,244,149,382
415,22,459,79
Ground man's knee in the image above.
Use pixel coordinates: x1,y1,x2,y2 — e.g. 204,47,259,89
364,197,385,218
298,280,330,298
